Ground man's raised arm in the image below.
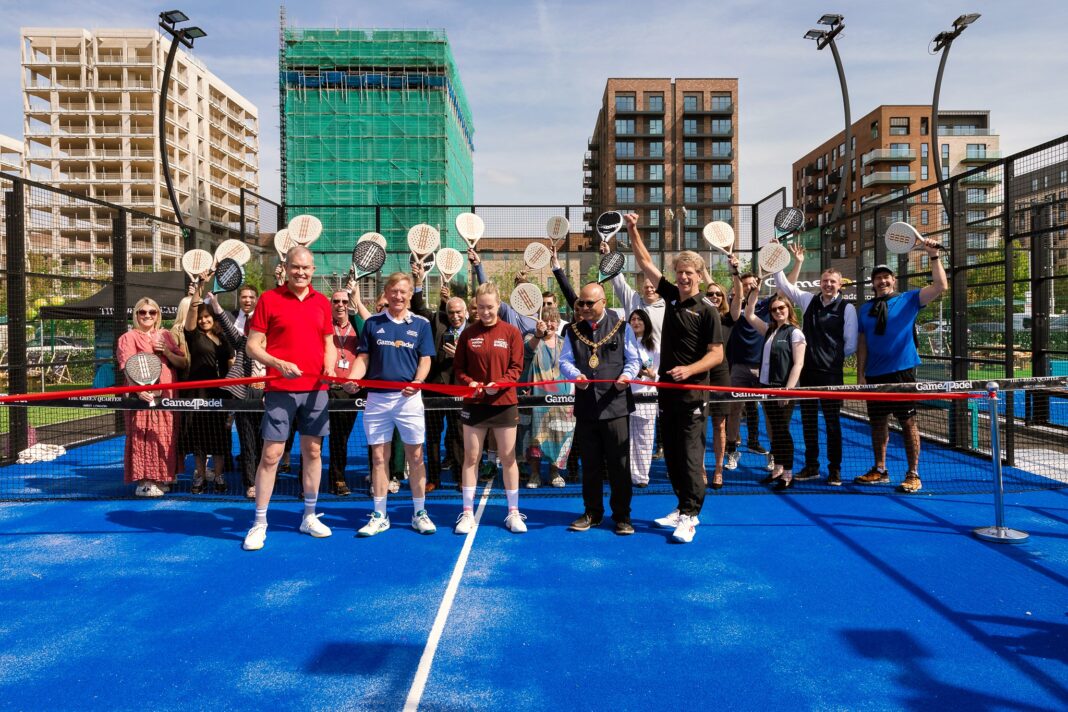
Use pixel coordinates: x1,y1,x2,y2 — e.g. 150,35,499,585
626,213,662,287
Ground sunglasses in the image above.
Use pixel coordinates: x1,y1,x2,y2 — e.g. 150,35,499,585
771,305,790,312
575,299,603,308
706,292,724,298
331,299,348,304
137,309,158,316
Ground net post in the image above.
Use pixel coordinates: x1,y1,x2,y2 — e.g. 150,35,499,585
973,382,1029,543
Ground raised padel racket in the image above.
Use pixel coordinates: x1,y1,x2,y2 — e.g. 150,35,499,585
124,352,163,407
409,251,436,273
273,229,296,262
702,221,735,256
510,282,543,318
773,206,805,242
288,214,323,245
212,258,245,295
758,242,792,275
597,251,626,283
436,247,465,283
885,221,944,254
594,211,624,247
407,223,441,257
523,242,552,270
181,248,214,284
455,213,484,248
350,241,387,281
357,232,388,251
546,215,570,248
213,238,251,268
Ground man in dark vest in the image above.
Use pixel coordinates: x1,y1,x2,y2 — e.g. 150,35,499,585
559,281,642,535
774,244,858,485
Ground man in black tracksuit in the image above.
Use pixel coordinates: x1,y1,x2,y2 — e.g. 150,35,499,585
773,245,857,485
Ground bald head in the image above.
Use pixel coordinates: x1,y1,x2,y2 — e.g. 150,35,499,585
577,281,607,321
284,245,315,294
286,245,313,264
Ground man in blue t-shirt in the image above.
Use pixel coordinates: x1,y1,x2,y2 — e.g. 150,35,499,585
855,240,946,493
351,271,437,536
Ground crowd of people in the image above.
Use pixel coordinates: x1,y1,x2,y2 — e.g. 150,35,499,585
114,215,946,547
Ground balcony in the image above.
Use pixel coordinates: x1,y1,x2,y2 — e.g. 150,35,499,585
862,171,915,187
960,172,999,186
613,107,664,116
938,127,995,136
959,151,1002,164
682,103,733,115
862,148,916,165
804,202,821,213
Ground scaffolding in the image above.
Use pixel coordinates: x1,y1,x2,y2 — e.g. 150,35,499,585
280,27,475,277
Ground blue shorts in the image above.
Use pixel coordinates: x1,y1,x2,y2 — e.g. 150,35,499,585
261,390,330,442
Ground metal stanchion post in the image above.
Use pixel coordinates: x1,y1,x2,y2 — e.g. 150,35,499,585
973,383,1029,543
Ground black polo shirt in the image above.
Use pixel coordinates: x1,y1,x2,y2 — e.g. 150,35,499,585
657,276,725,402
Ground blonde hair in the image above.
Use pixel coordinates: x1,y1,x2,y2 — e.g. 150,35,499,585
133,297,163,331
384,272,412,291
673,250,706,274
169,295,191,365
474,282,500,302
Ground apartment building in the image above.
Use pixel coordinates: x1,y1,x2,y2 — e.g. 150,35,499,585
583,79,739,261
21,28,259,275
792,105,999,257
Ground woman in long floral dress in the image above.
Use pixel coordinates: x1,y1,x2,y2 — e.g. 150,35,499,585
524,306,575,488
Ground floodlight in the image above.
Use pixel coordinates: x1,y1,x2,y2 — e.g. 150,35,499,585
804,29,826,41
184,27,207,40
818,14,844,26
954,13,981,28
160,10,189,25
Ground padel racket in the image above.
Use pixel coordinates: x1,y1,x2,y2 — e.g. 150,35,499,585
701,221,735,256
436,247,464,283
288,214,322,245
407,223,441,257
274,229,296,262
523,242,552,270
597,251,626,283
595,211,624,247
358,232,388,250
350,241,386,281
212,258,244,294
758,242,792,274
884,221,945,254
181,248,213,284
409,251,436,273
455,212,484,248
510,283,543,318
213,239,251,268
773,207,805,242
546,215,570,248
124,352,163,407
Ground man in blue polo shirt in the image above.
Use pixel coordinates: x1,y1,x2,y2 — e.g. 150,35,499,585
855,240,946,493
350,271,437,536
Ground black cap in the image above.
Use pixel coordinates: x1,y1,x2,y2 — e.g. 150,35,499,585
870,264,894,279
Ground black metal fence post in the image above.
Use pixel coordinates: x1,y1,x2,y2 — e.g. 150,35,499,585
4,181,28,459
112,209,128,435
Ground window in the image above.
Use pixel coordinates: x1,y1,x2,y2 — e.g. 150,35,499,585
1061,170,1068,184
615,118,635,135
942,144,950,161
942,167,949,180
712,119,732,135
890,164,910,177
711,93,731,111
920,117,929,135
921,143,929,159
712,186,731,203
921,192,929,203
921,209,929,225
646,231,661,249
648,141,664,158
615,141,634,158
648,209,660,227
615,93,635,111
712,209,731,222
647,119,663,135
870,121,879,139
711,142,731,157
648,186,663,203
615,164,634,181
683,118,698,135
711,164,731,180
684,209,699,226
616,186,635,203
683,230,700,249
890,142,910,156
921,164,929,180
648,164,663,180
967,188,988,204
645,93,664,112
683,141,698,158
683,94,700,111
890,117,909,135
683,164,698,180
684,186,698,203
966,143,986,159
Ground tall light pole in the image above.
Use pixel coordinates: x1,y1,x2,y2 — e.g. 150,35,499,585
930,13,981,214
158,10,206,251
805,13,850,269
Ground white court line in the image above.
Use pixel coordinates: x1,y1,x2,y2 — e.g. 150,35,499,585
403,480,494,712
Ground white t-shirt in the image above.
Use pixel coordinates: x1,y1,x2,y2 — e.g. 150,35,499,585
759,327,807,385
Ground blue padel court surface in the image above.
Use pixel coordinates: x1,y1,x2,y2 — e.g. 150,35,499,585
1,489,1067,710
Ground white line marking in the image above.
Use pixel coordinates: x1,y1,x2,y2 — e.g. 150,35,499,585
403,480,493,712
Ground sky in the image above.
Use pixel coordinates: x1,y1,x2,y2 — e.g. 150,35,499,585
2,0,1067,207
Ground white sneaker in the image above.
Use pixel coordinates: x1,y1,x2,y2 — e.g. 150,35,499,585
411,509,437,535
654,509,681,529
504,510,528,533
299,513,332,538
766,454,776,471
357,511,391,537
135,482,164,497
724,451,740,471
526,477,540,489
454,510,476,535
672,514,698,543
388,478,401,494
550,475,566,488
243,522,267,551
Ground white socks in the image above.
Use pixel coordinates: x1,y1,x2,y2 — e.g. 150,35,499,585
303,495,317,517
505,489,519,512
462,486,475,511
373,496,387,516
412,496,425,512
254,507,268,525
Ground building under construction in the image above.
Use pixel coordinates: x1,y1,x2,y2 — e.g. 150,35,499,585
280,22,475,277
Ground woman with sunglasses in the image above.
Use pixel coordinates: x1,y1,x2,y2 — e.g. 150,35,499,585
453,282,526,534
117,298,188,497
185,279,236,493
744,290,806,490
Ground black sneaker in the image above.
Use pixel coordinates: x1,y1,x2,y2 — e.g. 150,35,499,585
794,466,821,482
615,520,635,536
827,468,842,486
747,440,768,455
569,512,603,531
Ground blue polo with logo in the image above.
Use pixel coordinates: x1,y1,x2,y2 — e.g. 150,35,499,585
358,311,436,391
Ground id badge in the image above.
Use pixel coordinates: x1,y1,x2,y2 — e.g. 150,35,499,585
337,358,350,370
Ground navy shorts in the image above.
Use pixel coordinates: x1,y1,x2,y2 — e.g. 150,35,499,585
261,390,330,442
865,368,918,422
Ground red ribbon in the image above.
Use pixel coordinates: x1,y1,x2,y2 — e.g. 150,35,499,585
0,375,280,404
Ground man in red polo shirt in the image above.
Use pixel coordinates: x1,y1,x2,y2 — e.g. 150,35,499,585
242,246,336,551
